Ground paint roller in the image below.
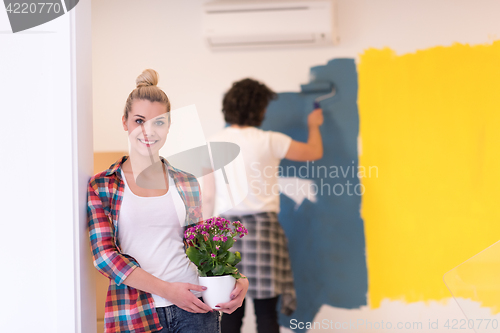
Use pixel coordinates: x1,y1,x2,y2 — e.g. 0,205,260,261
300,81,336,109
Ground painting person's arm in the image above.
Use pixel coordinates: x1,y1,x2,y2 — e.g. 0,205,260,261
285,108,324,161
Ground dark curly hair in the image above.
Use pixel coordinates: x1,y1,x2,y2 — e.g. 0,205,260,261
222,78,277,127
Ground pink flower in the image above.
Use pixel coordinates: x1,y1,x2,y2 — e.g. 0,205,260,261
213,236,220,241
211,253,216,258
216,245,220,250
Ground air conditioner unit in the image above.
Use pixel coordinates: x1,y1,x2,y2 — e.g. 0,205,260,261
203,0,338,49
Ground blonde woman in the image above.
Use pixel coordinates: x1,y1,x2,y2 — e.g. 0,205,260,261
88,69,248,333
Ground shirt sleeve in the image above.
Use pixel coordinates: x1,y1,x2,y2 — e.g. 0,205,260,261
270,131,293,160
183,173,204,226
87,178,139,286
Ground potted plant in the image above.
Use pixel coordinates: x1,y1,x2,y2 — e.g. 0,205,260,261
184,217,248,308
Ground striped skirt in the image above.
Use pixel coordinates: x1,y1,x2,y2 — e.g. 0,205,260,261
222,212,296,316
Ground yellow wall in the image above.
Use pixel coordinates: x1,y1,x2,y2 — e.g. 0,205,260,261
358,42,500,309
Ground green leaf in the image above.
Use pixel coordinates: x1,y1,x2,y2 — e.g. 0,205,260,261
212,264,225,276
233,251,242,266
186,247,203,266
201,262,214,273
224,265,237,274
221,237,234,251
226,252,236,264
198,270,207,277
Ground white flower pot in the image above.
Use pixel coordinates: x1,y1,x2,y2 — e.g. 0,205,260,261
198,275,236,309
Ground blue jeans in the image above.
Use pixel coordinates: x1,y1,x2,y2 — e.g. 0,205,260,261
155,300,220,333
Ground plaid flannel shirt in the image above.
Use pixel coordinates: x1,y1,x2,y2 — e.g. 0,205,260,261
87,156,203,333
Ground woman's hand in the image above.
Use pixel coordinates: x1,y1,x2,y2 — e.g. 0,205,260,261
215,277,249,314
122,268,213,313
164,282,213,313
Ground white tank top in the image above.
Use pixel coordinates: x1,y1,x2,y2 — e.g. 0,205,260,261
118,169,201,307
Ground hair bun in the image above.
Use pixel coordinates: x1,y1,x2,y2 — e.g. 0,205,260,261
136,69,159,88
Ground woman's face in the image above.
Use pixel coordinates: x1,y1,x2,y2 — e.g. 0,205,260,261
122,99,169,157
